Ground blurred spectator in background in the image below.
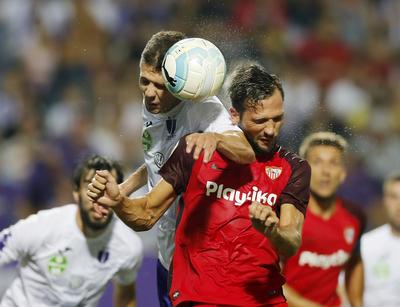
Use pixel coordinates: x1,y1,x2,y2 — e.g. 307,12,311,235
0,155,143,306
361,172,400,307
283,132,365,307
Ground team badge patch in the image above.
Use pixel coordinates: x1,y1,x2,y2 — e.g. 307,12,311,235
142,130,152,152
154,152,164,168
265,166,282,180
344,227,355,245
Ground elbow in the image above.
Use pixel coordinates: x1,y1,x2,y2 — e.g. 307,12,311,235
127,215,158,232
128,220,156,232
279,237,302,258
244,150,256,163
235,148,256,164
281,244,300,258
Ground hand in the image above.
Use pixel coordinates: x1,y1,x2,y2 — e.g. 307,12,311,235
249,202,279,237
87,170,122,217
185,132,219,163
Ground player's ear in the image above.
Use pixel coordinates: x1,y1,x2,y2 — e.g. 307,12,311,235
339,166,347,184
230,107,240,125
72,191,79,203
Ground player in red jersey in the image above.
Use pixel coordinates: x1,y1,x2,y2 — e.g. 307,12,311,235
282,132,365,307
87,64,311,307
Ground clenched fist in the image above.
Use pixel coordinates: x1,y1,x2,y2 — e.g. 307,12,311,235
249,201,279,237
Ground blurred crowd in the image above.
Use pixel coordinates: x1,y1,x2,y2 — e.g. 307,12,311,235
1,0,399,231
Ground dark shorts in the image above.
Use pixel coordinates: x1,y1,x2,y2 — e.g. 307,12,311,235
157,259,172,307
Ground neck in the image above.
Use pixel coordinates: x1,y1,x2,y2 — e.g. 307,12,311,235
389,223,400,237
76,211,106,238
309,192,337,219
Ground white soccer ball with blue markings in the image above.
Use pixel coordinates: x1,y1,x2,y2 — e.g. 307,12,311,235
161,38,226,101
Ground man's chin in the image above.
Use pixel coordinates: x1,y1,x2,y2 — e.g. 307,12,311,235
87,218,111,230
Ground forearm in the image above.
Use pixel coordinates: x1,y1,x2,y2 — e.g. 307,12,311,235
283,285,323,307
112,180,176,231
267,224,302,257
119,164,148,196
345,259,364,307
113,196,158,231
216,131,255,164
114,284,136,307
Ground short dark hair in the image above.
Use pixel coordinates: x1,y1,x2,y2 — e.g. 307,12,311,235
141,30,187,72
72,155,124,190
228,64,284,114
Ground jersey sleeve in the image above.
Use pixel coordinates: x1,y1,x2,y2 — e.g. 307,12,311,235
279,157,311,215
114,236,144,285
191,97,240,133
158,137,196,195
0,213,45,266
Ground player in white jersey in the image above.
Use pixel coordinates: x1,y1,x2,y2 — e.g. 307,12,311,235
361,172,400,307
103,31,255,306
0,155,143,307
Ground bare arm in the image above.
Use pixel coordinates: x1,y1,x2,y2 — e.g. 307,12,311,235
249,203,304,257
114,282,136,307
345,258,364,307
119,163,148,196
87,170,177,231
283,284,323,307
185,130,255,164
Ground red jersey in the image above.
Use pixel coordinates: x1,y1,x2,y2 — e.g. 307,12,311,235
159,140,311,306
283,199,364,306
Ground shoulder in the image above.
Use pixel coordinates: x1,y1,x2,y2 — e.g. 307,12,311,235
278,146,311,175
362,224,390,242
187,96,225,113
25,205,75,228
340,199,366,230
112,218,144,258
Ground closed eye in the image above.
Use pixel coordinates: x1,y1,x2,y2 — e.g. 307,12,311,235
139,77,149,86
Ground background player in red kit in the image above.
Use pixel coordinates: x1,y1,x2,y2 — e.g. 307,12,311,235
282,132,365,307
88,64,311,307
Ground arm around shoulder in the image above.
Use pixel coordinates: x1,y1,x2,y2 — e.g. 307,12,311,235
216,130,255,164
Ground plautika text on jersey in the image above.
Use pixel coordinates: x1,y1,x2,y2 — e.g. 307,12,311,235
206,181,278,207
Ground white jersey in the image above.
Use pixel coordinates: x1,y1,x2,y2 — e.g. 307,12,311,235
361,224,400,307
142,96,239,269
0,205,143,307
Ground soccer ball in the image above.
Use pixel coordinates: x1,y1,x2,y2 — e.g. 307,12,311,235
161,38,226,101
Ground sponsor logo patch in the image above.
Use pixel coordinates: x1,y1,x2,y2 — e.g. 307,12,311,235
205,181,278,207
298,249,350,269
48,255,68,274
142,130,152,152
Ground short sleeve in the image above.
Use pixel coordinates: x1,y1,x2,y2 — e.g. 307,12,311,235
0,213,45,266
114,239,144,285
279,158,311,215
159,137,196,195
190,97,240,133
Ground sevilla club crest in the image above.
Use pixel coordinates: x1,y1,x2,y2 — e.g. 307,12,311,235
344,227,355,245
265,166,282,180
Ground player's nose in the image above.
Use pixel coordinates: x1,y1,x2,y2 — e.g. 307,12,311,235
263,121,275,136
144,83,157,98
